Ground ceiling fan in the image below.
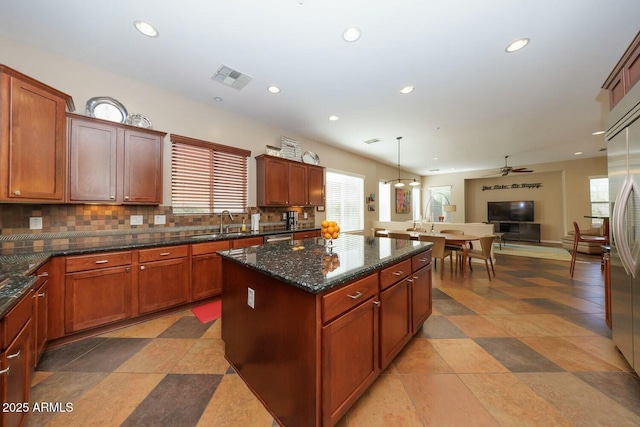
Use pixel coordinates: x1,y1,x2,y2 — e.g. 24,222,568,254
487,155,534,176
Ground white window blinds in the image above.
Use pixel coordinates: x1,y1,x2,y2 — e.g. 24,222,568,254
325,170,364,232
171,134,250,214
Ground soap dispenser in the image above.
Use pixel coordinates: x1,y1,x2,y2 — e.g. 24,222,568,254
241,219,247,232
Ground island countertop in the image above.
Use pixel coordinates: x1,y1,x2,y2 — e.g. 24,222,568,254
218,233,432,294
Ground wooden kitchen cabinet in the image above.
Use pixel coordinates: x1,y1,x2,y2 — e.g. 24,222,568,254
64,251,133,333
256,155,325,207
137,245,190,314
411,263,432,332
603,32,640,110
231,236,264,248
0,65,74,203
1,293,33,427
67,113,165,204
294,230,321,240
191,240,230,300
32,263,50,367
379,276,412,369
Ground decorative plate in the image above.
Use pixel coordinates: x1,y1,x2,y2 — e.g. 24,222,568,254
86,96,128,124
126,113,153,129
302,151,320,165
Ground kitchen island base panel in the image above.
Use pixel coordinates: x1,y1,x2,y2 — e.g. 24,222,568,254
221,261,320,427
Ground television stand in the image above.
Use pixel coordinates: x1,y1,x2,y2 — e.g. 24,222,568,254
492,221,540,243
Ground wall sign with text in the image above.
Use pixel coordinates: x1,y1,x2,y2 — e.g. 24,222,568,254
482,183,542,191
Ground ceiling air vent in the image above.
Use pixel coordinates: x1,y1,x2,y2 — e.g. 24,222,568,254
211,65,253,90
364,138,381,145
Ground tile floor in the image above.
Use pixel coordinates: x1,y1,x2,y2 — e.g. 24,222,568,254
27,251,640,426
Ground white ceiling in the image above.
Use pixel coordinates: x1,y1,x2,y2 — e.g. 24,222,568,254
1,0,638,176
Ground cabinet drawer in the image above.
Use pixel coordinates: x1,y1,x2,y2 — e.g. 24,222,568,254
138,245,189,262
322,274,378,324
192,240,230,256
231,237,264,249
1,293,33,349
293,230,320,240
411,250,432,272
379,259,411,290
66,251,132,273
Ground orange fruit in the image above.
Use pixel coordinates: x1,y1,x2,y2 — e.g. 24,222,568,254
334,225,340,232
332,232,339,239
327,226,335,234
321,220,329,228
324,232,332,239
330,221,337,227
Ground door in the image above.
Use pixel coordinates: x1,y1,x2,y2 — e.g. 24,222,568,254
138,258,189,314
1,321,31,427
308,165,324,206
123,130,162,204
379,279,411,369
68,117,118,202
411,265,432,332
288,163,307,205
630,117,640,372
263,157,289,205
191,253,223,300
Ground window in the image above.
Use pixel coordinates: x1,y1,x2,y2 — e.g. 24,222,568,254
379,181,391,221
426,186,452,222
325,170,364,232
590,176,609,226
412,187,421,221
171,134,251,214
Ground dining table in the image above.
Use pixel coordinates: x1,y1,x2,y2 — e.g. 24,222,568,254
379,230,481,277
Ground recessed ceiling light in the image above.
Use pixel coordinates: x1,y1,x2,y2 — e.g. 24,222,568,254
133,20,159,38
214,97,223,102
592,130,605,135
328,115,339,121
574,151,583,155
400,86,414,94
433,157,438,160
267,86,281,94
342,27,361,42
505,38,529,53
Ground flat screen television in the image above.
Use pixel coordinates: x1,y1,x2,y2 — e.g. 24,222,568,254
487,201,534,222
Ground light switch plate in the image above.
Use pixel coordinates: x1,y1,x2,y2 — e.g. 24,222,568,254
247,287,255,309
29,217,43,230
130,215,144,226
154,215,166,225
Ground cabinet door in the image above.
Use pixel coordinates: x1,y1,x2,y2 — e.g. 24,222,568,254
262,157,289,205
68,117,117,202
138,257,189,314
191,253,223,300
33,281,48,367
1,75,66,202
123,130,162,204
65,266,133,333
322,298,379,426
411,265,432,333
288,162,307,205
380,278,412,369
0,320,32,427
307,165,324,206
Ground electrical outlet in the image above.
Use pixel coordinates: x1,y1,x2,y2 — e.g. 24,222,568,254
247,287,255,309
154,215,166,225
304,212,308,219
130,215,144,226
29,217,43,230
282,212,287,220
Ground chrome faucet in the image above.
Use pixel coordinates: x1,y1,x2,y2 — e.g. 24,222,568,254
220,210,234,233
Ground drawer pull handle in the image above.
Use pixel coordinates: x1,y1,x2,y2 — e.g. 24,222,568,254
140,266,145,270
392,271,404,276
406,278,414,283
372,300,381,306
414,275,419,279
419,257,429,262
0,366,9,375
160,252,171,256
95,260,109,264
38,292,46,297
110,195,115,199
38,272,49,277
13,190,21,196
8,350,20,360
348,291,363,300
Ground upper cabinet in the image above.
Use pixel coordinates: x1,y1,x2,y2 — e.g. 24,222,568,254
0,65,74,203
603,32,640,110
67,114,166,204
256,154,325,207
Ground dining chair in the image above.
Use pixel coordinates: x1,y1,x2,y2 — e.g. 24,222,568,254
441,229,467,268
418,235,453,279
465,235,496,281
388,231,410,240
441,229,464,235
372,227,386,237
569,221,607,278
406,227,426,232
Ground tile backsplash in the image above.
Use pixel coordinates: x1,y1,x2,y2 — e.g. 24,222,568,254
0,204,316,235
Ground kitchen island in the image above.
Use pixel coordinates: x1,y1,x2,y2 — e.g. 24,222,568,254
219,234,433,427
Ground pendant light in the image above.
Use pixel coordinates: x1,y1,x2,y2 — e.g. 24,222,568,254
384,136,420,187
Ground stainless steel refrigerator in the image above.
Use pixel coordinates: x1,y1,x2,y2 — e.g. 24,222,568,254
608,82,640,375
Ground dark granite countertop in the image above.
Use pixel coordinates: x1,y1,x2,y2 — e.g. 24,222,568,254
0,226,319,318
218,234,432,294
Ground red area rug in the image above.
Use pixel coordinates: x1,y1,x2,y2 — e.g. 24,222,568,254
192,299,222,324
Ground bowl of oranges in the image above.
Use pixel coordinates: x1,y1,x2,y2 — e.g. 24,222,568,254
321,219,340,246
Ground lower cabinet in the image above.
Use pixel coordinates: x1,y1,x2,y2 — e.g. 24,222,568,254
191,241,230,300
32,263,50,367
1,294,33,427
411,264,432,331
379,278,412,369
138,245,190,315
65,265,133,333
231,236,264,248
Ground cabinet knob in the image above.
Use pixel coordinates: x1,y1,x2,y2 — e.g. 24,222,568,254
140,265,145,270
13,190,21,196
110,196,115,199
124,196,130,200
